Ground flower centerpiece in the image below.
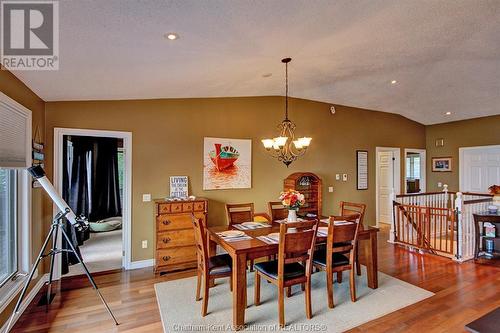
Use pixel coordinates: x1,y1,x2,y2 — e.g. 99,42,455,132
488,185,500,207
279,189,305,222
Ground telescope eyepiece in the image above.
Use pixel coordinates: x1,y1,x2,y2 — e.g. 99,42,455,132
28,165,46,179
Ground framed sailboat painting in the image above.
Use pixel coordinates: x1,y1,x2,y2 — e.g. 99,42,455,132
203,137,252,190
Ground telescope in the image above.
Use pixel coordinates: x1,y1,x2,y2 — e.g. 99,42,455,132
28,165,89,231
4,166,118,332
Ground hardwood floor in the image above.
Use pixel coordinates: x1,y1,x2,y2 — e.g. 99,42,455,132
10,225,500,332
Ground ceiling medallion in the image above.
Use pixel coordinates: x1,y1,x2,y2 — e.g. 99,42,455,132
261,58,311,167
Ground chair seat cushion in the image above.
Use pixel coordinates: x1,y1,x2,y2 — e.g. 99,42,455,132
254,260,305,280
312,250,349,267
208,254,232,275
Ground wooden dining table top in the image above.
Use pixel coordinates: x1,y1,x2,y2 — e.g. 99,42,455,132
207,220,379,254
206,218,380,330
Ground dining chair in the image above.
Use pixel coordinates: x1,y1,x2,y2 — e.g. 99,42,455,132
226,203,255,226
268,201,288,222
254,220,319,327
312,214,361,309
339,201,366,276
226,203,263,270
191,215,232,317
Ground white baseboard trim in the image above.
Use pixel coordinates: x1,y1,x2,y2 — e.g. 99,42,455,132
1,273,48,333
128,259,154,270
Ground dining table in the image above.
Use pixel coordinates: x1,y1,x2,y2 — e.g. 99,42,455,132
207,219,379,330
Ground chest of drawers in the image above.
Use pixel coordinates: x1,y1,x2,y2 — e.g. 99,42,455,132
154,199,208,274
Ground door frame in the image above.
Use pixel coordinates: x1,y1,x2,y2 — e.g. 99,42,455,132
459,144,500,191
375,147,401,228
53,127,133,279
403,148,426,193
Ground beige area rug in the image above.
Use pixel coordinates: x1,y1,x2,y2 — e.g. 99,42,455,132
154,267,433,332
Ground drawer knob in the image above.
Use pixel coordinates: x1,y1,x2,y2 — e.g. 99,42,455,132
162,220,171,225
162,255,171,262
162,237,171,244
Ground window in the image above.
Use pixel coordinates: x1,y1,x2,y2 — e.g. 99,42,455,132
0,92,31,311
0,168,17,287
406,155,421,179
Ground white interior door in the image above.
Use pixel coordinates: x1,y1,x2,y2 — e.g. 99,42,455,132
377,151,394,224
461,146,500,192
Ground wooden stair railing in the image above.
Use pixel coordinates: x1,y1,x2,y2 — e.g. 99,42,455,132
393,201,436,254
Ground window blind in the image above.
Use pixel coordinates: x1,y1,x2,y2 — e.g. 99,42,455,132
0,92,32,168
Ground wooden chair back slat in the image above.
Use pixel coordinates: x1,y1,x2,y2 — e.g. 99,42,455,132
191,214,208,270
277,220,319,280
284,254,309,264
283,230,316,253
326,215,360,257
268,201,288,221
332,245,352,252
340,201,366,226
226,203,254,225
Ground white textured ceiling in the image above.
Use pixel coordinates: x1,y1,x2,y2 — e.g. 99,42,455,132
11,0,500,124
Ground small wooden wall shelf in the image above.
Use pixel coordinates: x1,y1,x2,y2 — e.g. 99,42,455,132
284,172,322,217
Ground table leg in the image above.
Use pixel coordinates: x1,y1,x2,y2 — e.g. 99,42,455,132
232,252,247,330
473,219,480,259
365,232,378,289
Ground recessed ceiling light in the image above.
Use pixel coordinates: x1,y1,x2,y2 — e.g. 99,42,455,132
165,33,179,40
391,80,397,84
445,111,451,115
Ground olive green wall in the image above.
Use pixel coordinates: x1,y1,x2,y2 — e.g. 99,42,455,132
45,97,425,262
0,68,46,326
426,115,500,192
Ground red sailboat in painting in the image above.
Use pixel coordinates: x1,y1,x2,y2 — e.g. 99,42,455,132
209,143,240,171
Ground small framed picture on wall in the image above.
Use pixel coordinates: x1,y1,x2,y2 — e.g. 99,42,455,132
432,157,452,172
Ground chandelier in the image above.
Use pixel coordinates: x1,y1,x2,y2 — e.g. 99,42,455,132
261,58,311,167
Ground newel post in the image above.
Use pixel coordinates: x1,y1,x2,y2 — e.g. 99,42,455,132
443,184,449,207
454,192,463,260
388,188,396,243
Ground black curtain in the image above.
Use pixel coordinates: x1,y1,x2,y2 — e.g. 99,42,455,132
61,136,122,274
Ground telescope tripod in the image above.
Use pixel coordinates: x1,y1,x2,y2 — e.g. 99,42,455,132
4,210,119,332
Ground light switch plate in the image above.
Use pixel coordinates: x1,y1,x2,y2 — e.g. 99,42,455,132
328,186,334,193
437,182,442,188
141,240,148,249
142,194,151,202
342,174,348,181
335,174,340,181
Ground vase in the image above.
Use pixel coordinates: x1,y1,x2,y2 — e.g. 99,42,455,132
287,209,298,222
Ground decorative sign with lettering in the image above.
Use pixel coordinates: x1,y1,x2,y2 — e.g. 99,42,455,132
170,176,189,198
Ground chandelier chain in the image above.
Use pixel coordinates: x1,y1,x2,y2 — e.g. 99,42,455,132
285,60,289,120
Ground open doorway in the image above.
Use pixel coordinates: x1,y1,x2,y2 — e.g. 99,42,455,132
404,149,426,194
63,135,124,276
53,128,132,279
376,147,401,227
